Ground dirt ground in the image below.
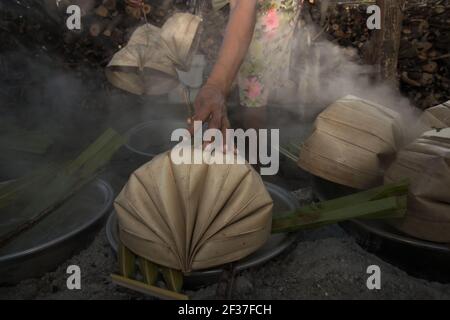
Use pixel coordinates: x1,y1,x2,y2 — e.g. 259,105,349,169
2,216,450,300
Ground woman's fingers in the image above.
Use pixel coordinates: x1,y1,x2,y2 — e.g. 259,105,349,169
221,116,233,151
208,107,223,131
187,84,228,142
188,104,211,135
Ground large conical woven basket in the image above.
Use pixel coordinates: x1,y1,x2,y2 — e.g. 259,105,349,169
114,148,274,273
385,128,450,243
106,13,202,95
298,95,404,190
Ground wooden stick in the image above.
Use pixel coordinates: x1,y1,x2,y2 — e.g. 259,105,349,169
431,53,450,61
111,274,189,300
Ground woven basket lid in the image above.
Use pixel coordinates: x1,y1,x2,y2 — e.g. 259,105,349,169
106,13,202,95
385,128,450,243
114,148,273,273
298,95,404,189
161,13,203,72
419,101,450,130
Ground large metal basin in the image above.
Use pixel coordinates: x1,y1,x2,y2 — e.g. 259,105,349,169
313,176,450,283
0,179,114,284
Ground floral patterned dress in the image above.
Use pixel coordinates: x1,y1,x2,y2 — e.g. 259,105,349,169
213,0,302,107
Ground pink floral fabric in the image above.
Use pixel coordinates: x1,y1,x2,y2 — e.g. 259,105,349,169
238,0,301,107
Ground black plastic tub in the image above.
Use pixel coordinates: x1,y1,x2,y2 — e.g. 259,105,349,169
0,179,114,285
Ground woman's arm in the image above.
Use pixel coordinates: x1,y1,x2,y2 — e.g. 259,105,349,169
207,0,258,95
190,0,258,135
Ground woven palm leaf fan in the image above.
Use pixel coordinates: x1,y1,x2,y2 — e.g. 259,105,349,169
115,148,273,272
106,13,202,95
298,95,404,190
385,128,450,243
112,147,272,299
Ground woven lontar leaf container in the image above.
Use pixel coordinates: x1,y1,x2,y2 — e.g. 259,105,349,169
419,101,450,130
106,13,202,95
298,95,404,190
385,128,450,243
114,148,273,273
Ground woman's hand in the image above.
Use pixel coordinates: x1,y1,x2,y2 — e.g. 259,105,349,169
126,0,144,8
188,83,230,141
187,0,257,145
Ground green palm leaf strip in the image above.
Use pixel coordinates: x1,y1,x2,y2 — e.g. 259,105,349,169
139,257,158,285
272,182,408,234
160,266,184,293
0,126,53,155
119,243,136,279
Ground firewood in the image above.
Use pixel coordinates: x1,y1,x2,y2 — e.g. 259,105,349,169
422,61,438,73
408,71,422,81
110,28,125,45
103,0,116,11
416,41,433,53
103,14,123,37
434,6,446,14
72,0,97,16
89,18,109,37
401,72,421,87
431,53,450,61
125,5,141,20
95,4,109,18
428,50,440,59
421,72,434,86
436,74,450,83
421,94,440,109
309,1,449,109
63,31,80,44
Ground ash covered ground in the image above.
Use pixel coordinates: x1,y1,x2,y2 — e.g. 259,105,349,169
2,223,450,300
